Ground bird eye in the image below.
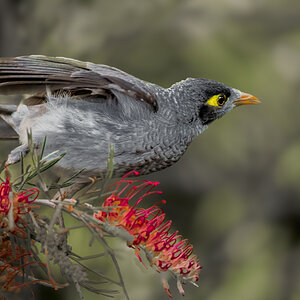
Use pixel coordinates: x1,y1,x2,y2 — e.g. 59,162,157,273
206,94,228,107
217,94,227,106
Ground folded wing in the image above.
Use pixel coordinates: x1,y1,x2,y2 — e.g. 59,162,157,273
0,55,158,111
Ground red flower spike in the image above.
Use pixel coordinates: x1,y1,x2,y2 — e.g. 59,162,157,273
0,178,11,214
0,177,39,237
94,172,202,297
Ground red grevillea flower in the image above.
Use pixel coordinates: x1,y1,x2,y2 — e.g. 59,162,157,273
0,176,51,293
0,178,10,215
94,171,202,297
0,177,39,236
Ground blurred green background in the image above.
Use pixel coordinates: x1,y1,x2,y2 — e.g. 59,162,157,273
1,0,300,299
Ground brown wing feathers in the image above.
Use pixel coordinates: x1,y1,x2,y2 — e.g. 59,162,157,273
0,56,158,111
0,56,92,94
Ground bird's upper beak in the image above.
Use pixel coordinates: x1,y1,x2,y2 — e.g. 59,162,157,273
233,93,261,107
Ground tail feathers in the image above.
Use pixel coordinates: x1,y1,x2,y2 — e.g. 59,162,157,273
0,104,19,139
0,104,17,114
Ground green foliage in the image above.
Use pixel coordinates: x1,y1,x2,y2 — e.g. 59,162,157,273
0,138,131,300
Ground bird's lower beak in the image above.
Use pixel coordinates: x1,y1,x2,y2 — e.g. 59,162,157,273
233,93,261,106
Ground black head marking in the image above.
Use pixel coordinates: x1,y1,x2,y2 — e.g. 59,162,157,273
188,78,233,125
193,78,231,101
198,105,220,125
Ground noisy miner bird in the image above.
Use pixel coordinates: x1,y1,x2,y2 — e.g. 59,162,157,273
0,55,260,182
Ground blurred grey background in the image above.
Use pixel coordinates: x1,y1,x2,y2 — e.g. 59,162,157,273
0,0,300,299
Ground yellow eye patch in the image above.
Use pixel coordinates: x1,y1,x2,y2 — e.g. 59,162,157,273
207,94,228,107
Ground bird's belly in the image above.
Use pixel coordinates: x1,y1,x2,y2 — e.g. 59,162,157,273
46,136,187,179
111,142,188,177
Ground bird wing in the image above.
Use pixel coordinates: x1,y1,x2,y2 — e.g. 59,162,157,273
0,55,158,111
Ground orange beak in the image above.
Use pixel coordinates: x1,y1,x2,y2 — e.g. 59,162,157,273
233,93,261,106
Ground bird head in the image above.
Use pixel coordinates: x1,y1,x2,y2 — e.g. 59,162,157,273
169,78,260,126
